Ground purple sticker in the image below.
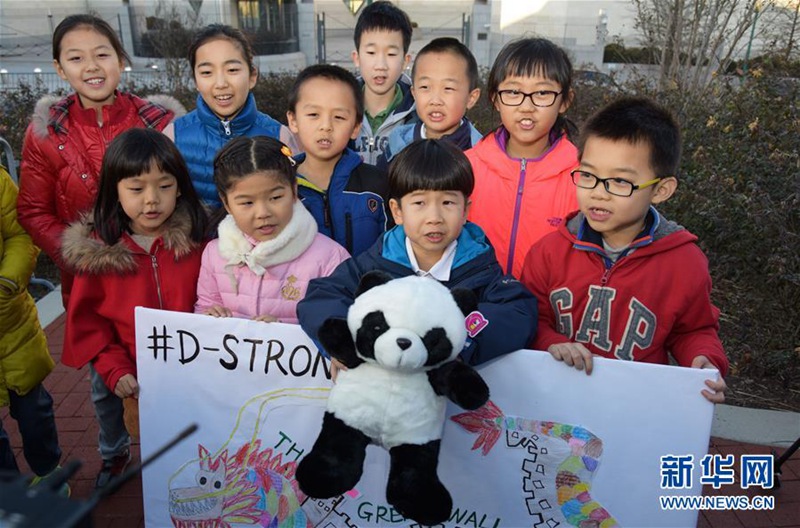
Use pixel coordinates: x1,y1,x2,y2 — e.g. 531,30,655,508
465,311,489,338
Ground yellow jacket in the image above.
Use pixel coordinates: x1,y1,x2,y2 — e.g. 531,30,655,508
0,167,53,406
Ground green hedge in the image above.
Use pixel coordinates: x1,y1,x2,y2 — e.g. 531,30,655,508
1,71,797,386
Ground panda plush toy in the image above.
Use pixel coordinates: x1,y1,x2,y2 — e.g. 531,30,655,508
296,271,490,526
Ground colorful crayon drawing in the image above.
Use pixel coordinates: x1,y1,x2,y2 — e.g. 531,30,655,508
452,400,620,528
166,388,358,528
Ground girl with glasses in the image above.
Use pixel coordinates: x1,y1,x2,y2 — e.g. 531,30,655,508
465,38,579,278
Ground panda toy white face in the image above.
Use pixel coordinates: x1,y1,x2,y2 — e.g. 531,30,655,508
346,276,467,371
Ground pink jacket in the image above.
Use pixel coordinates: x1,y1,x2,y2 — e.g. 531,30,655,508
195,202,350,323
466,127,578,278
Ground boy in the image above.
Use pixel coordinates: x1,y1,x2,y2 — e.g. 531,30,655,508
520,97,728,402
351,0,416,165
381,37,483,168
298,139,537,370
287,64,391,257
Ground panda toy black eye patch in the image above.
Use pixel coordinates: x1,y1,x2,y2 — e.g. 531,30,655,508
422,328,453,366
355,311,390,359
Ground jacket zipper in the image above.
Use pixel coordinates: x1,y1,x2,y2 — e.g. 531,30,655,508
323,192,335,240
507,158,527,273
221,120,232,136
151,254,164,308
600,267,613,286
345,213,353,254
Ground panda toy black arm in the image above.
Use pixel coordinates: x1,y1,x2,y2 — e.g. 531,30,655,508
318,318,364,369
427,361,489,410
426,287,490,410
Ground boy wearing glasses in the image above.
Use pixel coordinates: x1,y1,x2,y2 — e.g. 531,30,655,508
521,97,728,403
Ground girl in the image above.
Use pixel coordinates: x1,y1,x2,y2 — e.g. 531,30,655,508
195,136,349,323
61,128,207,489
164,24,299,210
0,168,65,494
17,14,184,307
466,38,579,278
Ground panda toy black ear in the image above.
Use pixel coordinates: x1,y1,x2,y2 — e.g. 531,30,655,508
355,270,394,297
450,288,478,316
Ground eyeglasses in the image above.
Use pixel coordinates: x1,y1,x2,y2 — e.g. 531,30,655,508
496,89,562,107
571,170,662,197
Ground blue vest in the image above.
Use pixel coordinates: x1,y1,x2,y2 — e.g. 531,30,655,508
174,93,282,207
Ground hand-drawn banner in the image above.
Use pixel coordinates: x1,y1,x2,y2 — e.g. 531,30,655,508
135,308,716,527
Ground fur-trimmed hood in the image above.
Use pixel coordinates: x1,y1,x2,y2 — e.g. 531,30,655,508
61,202,200,274
31,92,186,138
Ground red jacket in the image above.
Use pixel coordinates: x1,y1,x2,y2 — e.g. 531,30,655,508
60,205,204,392
521,210,728,375
17,92,182,299
466,127,578,278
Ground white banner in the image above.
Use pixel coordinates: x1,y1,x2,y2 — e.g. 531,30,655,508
135,308,715,527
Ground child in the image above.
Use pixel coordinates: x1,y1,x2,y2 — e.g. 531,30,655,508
194,136,350,322
381,37,483,167
521,97,728,403
17,14,183,307
164,24,298,209
61,128,208,488
0,167,65,494
287,64,392,257
466,38,579,278
351,0,417,165
298,139,537,371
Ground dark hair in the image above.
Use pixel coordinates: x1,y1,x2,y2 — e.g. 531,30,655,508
353,0,413,53
287,64,364,123
213,136,297,199
388,139,474,200
412,37,479,91
579,97,682,178
52,14,130,65
93,129,207,245
188,24,255,75
487,38,574,137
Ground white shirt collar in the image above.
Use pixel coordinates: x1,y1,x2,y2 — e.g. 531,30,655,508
406,237,458,281
419,119,464,140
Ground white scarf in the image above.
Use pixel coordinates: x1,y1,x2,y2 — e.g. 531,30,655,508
217,201,318,277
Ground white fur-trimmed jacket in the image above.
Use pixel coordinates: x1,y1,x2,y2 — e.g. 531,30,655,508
194,202,350,323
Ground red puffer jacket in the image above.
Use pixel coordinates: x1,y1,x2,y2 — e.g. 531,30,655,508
60,203,204,392
17,91,184,301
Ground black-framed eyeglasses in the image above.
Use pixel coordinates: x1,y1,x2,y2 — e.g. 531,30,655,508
571,170,662,197
496,89,562,107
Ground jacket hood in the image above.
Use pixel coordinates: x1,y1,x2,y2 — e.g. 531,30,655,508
470,127,577,183
380,222,493,271
561,207,697,258
31,92,185,138
31,94,62,138
61,202,200,274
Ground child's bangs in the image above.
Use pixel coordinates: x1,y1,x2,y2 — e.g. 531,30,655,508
389,141,474,199
505,53,568,88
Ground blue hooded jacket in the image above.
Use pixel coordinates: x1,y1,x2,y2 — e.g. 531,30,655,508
174,93,282,208
297,222,538,365
296,148,391,257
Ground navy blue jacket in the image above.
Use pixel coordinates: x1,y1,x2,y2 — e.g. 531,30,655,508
297,222,538,365
296,148,391,257
174,93,282,208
